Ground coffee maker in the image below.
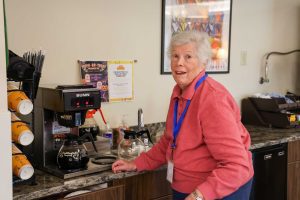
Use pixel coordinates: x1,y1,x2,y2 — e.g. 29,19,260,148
33,84,115,179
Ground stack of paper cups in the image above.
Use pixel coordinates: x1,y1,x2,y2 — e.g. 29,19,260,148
12,143,34,180
11,113,34,146
7,83,33,115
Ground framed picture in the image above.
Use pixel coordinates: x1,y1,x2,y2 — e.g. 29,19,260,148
161,0,232,74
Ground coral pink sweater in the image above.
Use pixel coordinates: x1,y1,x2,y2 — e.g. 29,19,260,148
134,71,254,200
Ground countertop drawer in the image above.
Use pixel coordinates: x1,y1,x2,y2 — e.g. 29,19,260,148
62,185,124,200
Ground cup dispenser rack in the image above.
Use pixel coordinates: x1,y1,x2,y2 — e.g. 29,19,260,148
9,79,37,186
242,97,300,128
8,50,44,186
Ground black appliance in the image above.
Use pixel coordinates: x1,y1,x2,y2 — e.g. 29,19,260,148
250,143,287,200
33,85,114,179
242,97,300,128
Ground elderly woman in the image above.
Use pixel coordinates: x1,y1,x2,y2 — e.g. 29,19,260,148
112,31,253,200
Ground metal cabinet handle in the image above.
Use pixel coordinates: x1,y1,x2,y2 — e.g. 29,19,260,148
264,154,272,160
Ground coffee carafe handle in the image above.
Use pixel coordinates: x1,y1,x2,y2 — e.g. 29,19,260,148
80,133,98,152
137,129,153,144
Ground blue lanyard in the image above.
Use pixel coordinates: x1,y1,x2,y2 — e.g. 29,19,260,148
172,73,207,149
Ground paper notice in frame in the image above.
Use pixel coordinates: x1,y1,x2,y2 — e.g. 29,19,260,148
78,60,109,102
108,60,134,102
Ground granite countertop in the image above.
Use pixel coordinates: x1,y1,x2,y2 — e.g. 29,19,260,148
246,125,300,149
13,169,143,200
13,125,300,200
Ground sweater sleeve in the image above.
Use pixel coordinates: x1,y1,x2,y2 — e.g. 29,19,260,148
134,131,171,171
197,91,253,200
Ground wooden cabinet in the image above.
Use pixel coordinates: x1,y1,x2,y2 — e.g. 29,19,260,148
62,185,125,200
39,169,171,200
287,140,300,200
38,184,124,200
63,169,172,200
113,169,172,200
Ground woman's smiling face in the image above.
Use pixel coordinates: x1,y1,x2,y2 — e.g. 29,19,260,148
170,42,205,90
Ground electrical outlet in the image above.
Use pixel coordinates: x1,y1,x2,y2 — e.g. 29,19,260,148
240,50,247,66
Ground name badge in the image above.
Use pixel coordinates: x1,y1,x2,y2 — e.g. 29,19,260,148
166,160,174,183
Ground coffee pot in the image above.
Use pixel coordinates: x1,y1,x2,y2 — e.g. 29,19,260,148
57,133,97,170
118,130,146,161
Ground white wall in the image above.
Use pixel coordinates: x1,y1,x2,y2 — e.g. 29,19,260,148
0,0,12,199
5,0,300,128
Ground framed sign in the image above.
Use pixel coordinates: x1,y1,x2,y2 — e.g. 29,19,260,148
161,0,232,74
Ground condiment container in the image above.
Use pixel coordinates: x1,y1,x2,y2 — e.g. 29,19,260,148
103,122,113,148
113,115,129,149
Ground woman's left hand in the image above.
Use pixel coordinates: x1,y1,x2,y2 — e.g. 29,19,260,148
112,159,137,173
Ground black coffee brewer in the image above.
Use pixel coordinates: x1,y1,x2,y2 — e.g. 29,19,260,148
33,84,113,179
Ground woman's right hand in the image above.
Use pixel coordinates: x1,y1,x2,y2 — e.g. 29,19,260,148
112,159,137,173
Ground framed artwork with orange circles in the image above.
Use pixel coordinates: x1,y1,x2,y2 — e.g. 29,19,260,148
161,0,232,74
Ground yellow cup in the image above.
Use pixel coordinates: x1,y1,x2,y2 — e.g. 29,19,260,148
12,144,34,180
7,84,33,115
11,112,34,146
11,121,34,146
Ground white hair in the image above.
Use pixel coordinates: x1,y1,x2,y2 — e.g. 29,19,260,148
167,31,212,65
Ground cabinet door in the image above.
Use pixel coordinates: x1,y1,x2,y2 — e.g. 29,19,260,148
63,185,125,200
148,169,172,200
114,169,172,200
287,162,300,200
288,140,300,163
288,140,300,200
